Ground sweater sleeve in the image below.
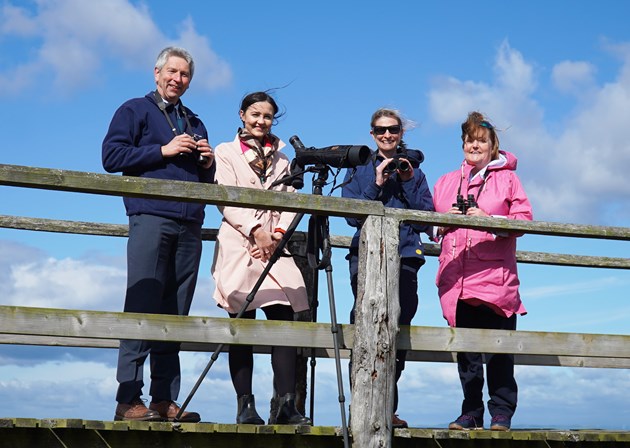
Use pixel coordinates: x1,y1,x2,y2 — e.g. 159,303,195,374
102,104,164,174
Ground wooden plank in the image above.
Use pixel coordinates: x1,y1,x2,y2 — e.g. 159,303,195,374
3,163,630,241
3,333,630,369
2,419,630,447
1,306,629,359
401,325,630,359
0,305,350,349
388,208,630,241
4,215,630,269
0,164,383,219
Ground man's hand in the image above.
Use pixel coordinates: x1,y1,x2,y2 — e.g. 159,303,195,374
161,134,199,158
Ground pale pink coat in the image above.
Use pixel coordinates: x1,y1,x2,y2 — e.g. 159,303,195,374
433,151,533,327
211,136,309,314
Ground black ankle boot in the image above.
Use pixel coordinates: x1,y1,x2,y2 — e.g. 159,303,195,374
274,393,312,425
236,394,264,425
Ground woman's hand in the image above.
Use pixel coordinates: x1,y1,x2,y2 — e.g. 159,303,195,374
465,206,488,217
439,205,488,236
250,228,283,262
396,157,414,182
375,157,414,186
375,159,393,186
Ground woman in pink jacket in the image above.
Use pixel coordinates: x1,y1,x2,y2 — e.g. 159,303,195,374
433,112,533,432
212,91,311,426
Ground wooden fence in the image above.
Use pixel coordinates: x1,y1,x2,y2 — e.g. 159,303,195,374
1,164,629,448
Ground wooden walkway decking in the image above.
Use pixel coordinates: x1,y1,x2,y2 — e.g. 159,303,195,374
1,418,628,447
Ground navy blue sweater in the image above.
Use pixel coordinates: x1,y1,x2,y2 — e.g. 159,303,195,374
341,149,434,261
102,92,214,224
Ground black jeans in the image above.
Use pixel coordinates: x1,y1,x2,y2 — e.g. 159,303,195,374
228,304,297,397
455,300,518,419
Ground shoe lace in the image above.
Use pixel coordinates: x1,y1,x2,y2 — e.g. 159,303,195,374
493,415,509,423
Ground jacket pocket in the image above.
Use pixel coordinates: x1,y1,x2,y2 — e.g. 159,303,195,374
467,235,508,261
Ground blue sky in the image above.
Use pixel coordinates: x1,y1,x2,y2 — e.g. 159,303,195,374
1,0,629,429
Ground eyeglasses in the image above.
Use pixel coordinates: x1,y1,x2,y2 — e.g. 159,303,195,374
479,120,494,130
372,125,401,135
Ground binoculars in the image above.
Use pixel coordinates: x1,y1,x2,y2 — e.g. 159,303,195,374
453,194,477,213
383,155,412,175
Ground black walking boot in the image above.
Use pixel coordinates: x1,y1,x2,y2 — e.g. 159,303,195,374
236,394,264,425
274,393,312,425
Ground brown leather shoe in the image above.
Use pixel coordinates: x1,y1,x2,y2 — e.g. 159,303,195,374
150,400,201,423
392,413,408,428
115,399,162,421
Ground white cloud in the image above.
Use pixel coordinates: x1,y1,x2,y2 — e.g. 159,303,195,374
427,39,630,225
428,40,543,127
0,239,125,310
552,60,597,94
0,0,231,95
521,276,621,300
0,3,38,35
175,17,232,92
517,367,630,429
8,257,124,309
494,39,537,95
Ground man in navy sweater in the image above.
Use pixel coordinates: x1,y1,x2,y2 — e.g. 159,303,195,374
102,46,214,422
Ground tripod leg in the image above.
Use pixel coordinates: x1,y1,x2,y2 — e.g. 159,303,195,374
175,212,306,421
324,263,350,448
308,274,319,422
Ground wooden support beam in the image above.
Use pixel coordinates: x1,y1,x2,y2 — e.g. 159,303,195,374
351,215,401,447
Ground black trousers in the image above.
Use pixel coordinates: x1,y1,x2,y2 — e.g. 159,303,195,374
455,300,518,419
228,304,297,397
116,214,202,404
348,253,421,412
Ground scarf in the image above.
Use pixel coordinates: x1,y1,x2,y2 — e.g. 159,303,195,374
238,128,280,184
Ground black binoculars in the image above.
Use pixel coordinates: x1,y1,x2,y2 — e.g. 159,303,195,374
453,194,477,213
192,134,209,165
383,155,412,175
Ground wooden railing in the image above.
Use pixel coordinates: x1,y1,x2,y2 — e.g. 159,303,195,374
1,164,629,448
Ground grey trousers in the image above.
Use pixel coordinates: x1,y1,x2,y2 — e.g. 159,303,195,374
116,214,202,404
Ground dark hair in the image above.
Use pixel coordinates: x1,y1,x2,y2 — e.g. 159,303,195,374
461,111,500,160
239,91,284,124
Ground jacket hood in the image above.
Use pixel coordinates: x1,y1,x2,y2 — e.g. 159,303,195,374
462,150,517,175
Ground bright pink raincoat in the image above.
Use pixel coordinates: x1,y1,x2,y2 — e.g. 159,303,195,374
433,151,533,327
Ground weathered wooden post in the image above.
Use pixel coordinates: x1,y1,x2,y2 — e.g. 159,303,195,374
350,215,400,447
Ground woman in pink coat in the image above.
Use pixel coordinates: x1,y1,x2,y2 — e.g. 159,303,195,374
433,112,533,432
212,91,311,426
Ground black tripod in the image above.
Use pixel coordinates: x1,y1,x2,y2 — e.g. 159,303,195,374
175,164,350,448
301,165,350,448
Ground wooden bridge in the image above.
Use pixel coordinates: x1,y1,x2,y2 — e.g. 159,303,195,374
1,164,629,447
2,418,630,447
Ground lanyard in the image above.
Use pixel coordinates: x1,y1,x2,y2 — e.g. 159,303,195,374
457,163,488,203
152,90,193,137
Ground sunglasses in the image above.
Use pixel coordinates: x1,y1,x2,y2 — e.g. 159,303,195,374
372,125,401,135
